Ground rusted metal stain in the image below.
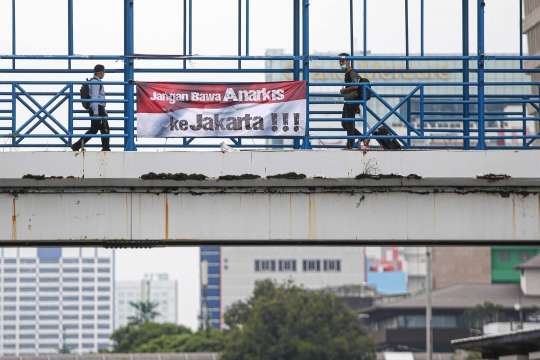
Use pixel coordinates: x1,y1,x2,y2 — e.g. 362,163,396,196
165,195,169,240
476,174,511,182
12,198,17,240
307,194,317,239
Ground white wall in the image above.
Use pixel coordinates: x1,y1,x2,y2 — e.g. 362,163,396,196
522,268,540,296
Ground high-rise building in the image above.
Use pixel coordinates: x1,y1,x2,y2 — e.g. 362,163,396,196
115,274,178,328
200,246,365,329
0,247,114,356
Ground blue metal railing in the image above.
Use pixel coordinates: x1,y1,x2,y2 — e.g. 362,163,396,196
0,0,538,151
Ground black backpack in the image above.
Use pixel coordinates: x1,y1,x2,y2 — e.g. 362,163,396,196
357,77,372,101
80,78,102,110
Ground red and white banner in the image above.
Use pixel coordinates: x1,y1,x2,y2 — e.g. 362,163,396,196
136,81,306,138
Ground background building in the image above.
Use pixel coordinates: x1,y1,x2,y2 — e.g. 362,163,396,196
200,246,365,329
115,274,178,328
0,248,114,356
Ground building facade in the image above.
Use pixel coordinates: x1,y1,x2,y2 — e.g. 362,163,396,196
115,274,178,328
200,246,365,329
491,246,540,283
0,248,114,356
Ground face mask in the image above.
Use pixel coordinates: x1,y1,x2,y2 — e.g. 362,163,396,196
340,64,348,70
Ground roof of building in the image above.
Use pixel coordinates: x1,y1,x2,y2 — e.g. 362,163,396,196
513,254,540,269
359,284,540,313
451,327,540,356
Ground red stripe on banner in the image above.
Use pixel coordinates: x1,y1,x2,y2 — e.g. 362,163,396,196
136,81,306,113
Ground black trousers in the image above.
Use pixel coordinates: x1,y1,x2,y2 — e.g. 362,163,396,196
341,104,363,148
72,105,110,150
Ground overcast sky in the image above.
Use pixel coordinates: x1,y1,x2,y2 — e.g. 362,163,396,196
0,0,529,330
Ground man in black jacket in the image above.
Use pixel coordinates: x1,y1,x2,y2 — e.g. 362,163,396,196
338,53,370,150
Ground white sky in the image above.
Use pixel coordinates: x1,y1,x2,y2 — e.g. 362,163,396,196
0,0,529,330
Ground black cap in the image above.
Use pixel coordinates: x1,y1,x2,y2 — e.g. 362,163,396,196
94,64,105,73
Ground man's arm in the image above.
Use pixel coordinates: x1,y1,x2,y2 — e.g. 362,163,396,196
89,80,100,114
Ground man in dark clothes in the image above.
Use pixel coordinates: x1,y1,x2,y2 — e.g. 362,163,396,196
71,64,111,151
338,53,370,150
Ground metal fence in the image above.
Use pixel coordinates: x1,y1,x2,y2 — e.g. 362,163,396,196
0,0,538,151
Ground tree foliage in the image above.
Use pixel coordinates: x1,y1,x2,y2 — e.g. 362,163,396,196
221,279,376,360
109,322,226,353
128,300,161,324
462,301,506,329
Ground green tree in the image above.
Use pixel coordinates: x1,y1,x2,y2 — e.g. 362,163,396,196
221,279,376,360
462,301,506,329
134,329,227,353
110,322,192,353
128,300,161,324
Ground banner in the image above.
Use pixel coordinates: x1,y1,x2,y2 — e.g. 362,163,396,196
136,81,306,138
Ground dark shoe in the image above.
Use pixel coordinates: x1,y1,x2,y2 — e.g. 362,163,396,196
102,148,111,152
70,144,79,151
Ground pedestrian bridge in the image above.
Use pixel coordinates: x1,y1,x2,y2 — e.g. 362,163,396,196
0,150,539,247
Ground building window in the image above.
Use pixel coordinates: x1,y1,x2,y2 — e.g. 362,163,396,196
63,268,79,273
3,287,16,292
64,305,78,311
83,305,95,311
98,305,110,311
82,324,95,329
20,277,36,282
82,333,94,339
98,258,111,264
83,268,95,273
98,277,110,282
4,296,16,302
98,296,110,301
255,260,276,271
3,315,16,320
324,260,341,272
83,259,95,264
20,306,36,311
20,268,36,273
20,259,36,264
3,325,16,330
303,260,321,272
63,258,79,263
3,277,16,282
499,251,511,262
98,268,110,273
20,325,35,330
40,277,60,283
20,287,36,292
20,315,36,321
4,268,16,273
63,287,79,292
98,324,110,329
39,334,58,339
518,251,529,263
3,305,16,311
83,315,95,320
279,260,297,272
64,296,79,301
39,315,59,320
4,259,16,264
40,268,59,273
39,296,59,302
98,286,110,292
39,287,59,292
64,315,79,320
39,306,60,311
19,296,34,301
64,277,78,282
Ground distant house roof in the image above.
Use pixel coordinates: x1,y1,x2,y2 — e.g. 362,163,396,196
359,284,540,313
513,254,540,270
452,327,540,355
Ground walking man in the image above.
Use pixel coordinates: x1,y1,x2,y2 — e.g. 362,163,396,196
338,53,370,150
71,64,111,151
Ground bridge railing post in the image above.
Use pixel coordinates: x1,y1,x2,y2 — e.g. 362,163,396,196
475,0,487,150
301,0,312,150
124,0,136,151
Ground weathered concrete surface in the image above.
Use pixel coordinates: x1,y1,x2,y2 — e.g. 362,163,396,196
0,150,539,246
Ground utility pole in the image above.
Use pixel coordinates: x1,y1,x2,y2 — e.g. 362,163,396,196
426,247,433,360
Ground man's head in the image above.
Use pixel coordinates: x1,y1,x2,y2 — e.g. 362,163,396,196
338,53,350,70
94,64,105,79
